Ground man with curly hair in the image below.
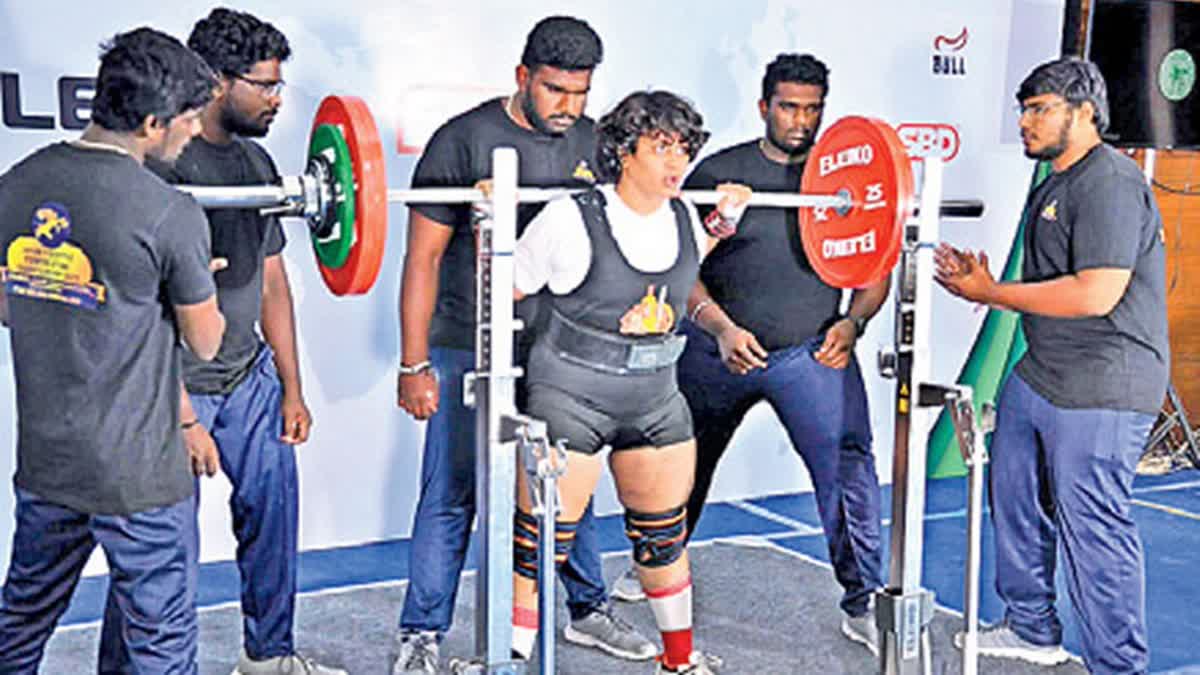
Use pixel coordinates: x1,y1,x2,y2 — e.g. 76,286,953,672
0,27,223,674
395,15,655,674
103,8,343,675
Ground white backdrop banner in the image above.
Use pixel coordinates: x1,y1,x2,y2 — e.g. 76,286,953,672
0,0,1063,573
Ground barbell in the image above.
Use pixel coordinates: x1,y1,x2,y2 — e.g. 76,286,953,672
176,95,985,295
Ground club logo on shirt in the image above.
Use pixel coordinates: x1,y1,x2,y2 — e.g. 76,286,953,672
619,284,674,335
572,159,596,184
1,201,107,309
1040,199,1058,222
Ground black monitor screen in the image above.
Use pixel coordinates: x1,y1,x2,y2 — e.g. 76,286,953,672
1087,0,1200,148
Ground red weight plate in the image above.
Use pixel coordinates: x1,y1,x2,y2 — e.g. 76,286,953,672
309,95,388,296
872,117,916,281
798,116,914,289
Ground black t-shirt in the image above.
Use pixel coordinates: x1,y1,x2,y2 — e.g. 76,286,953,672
148,137,286,394
1016,144,1169,414
410,98,597,350
684,140,841,349
0,143,215,514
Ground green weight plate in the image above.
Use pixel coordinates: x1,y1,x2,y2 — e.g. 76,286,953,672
307,123,356,269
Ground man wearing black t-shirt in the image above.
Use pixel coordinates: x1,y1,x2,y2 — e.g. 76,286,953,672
0,28,223,674
622,54,887,654
393,16,653,673
108,10,344,675
937,57,1168,674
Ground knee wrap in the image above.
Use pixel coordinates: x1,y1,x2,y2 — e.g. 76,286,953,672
513,510,578,581
624,505,687,568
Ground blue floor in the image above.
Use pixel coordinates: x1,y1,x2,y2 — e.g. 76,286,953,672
58,471,1200,673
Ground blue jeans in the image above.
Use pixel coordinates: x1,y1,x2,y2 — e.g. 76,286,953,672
102,345,299,664
400,346,608,635
991,372,1155,675
678,321,883,616
0,489,198,674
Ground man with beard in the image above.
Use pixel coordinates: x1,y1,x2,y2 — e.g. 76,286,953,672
393,15,654,674
117,9,344,675
936,57,1168,673
611,53,887,656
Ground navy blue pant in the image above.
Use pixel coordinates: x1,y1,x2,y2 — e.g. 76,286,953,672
678,321,883,616
102,346,299,664
0,489,198,674
400,347,608,635
991,373,1155,675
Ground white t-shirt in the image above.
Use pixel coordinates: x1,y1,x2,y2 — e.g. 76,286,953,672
515,185,709,296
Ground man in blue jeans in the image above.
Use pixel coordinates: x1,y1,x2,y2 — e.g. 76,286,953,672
394,16,653,673
106,9,345,675
611,53,887,656
0,27,223,674
937,57,1169,674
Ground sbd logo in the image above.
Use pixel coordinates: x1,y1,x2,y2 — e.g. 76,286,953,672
897,123,960,162
2,72,95,131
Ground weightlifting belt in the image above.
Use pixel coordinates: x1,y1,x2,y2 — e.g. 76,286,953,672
545,309,686,375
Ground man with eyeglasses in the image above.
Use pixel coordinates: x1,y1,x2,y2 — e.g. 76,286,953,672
937,56,1168,673
113,8,344,675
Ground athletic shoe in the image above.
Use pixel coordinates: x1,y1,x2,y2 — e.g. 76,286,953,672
954,621,1071,666
841,610,880,656
231,650,347,675
564,603,657,660
655,651,723,674
610,566,646,602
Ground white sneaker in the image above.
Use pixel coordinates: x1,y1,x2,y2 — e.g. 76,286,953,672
655,651,723,674
231,650,347,675
610,566,646,602
563,603,657,660
954,621,1070,666
841,611,880,656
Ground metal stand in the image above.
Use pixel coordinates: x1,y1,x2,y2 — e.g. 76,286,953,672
513,419,568,674
917,384,994,675
875,157,998,674
453,148,562,675
874,158,943,675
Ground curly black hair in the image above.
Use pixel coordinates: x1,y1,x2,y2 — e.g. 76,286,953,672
91,27,215,132
1017,56,1110,133
594,90,709,183
520,16,603,71
761,53,829,102
187,7,291,76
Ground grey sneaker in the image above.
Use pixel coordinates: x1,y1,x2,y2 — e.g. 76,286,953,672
954,621,1070,666
564,604,657,660
231,651,347,675
392,631,440,674
610,566,646,602
841,611,880,656
654,651,723,674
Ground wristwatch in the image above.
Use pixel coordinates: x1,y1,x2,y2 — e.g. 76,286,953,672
842,314,868,337
398,360,433,376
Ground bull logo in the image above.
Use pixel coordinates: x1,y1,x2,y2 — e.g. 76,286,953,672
31,202,71,248
933,27,969,53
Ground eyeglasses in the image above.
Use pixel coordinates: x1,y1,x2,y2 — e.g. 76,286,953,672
233,74,285,98
1015,100,1068,118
